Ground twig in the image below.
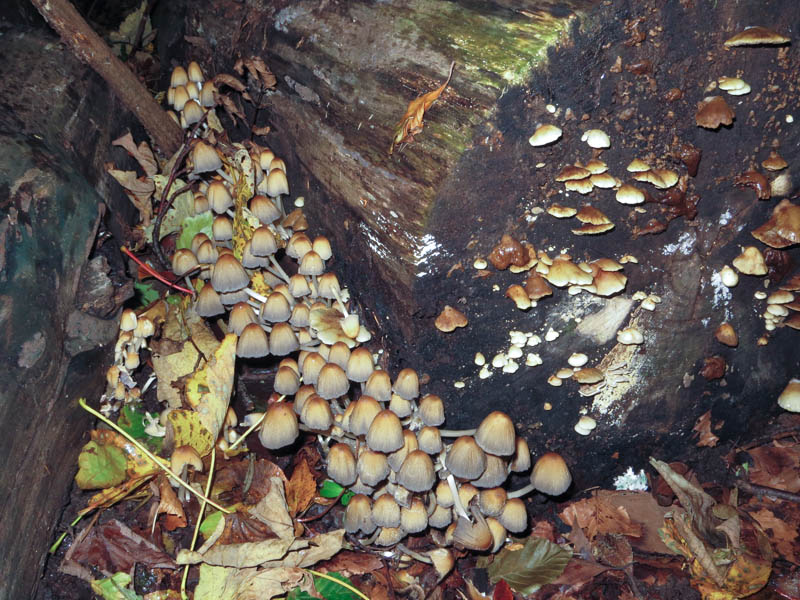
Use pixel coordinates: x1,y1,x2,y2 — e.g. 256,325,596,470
736,479,800,503
78,398,231,514
181,444,217,600
121,246,193,295
736,426,800,452
382,558,397,600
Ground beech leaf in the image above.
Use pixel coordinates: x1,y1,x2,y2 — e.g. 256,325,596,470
486,536,571,594
75,440,127,490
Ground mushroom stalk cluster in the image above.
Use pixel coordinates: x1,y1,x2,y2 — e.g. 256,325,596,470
115,61,574,558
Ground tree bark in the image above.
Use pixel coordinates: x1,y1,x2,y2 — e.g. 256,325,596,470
30,0,183,156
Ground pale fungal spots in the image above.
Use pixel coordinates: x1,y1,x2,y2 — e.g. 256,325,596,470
719,265,739,287
479,366,492,379
617,327,644,345
474,352,485,366
507,345,523,360
527,335,542,346
574,415,597,436
528,124,562,146
544,328,560,342
294,196,305,207
547,375,563,387
491,353,507,369
503,360,520,374
453,380,465,389
567,353,588,367
525,353,543,367
579,361,631,398
473,258,488,270
581,129,611,149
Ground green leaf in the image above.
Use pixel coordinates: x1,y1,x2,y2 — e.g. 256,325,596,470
314,572,359,600
287,589,316,600
90,572,143,600
133,281,160,307
199,510,223,538
486,536,571,595
176,212,214,250
75,440,128,489
319,480,354,505
116,405,163,453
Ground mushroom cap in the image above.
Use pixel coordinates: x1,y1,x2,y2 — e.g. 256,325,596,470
172,85,190,111
228,302,257,335
509,437,532,472
528,124,562,147
170,65,189,88
171,248,199,277
474,411,516,456
616,184,645,205
120,308,138,332
349,395,382,437
364,370,392,403
419,394,445,427
472,454,509,488
400,498,429,533
417,426,443,454
327,442,357,486
487,517,507,553
357,449,390,487
778,379,800,412
724,26,790,47
498,497,528,532
452,512,493,550
286,233,313,260
429,503,453,529
250,226,278,257
393,368,420,400
196,241,218,265
732,246,768,275
195,284,225,317
258,402,299,449
327,341,351,369
298,250,325,276
446,436,487,480
266,168,289,197
187,61,204,83
236,323,270,358
290,303,311,328
343,494,375,534
388,393,414,418
366,409,405,453
312,236,333,261
207,181,233,214
435,305,468,332
273,365,300,396
479,487,507,517
388,429,419,472
372,492,401,528
250,195,281,225
261,292,291,323
581,129,611,148
300,352,326,385
695,96,735,129
397,450,436,492
170,445,203,475
212,215,233,242
315,363,349,400
300,394,333,430
211,254,249,293
555,165,591,182
715,322,738,347
269,322,299,356
191,141,222,175
547,204,578,219
374,526,405,547
531,452,571,496
346,347,374,383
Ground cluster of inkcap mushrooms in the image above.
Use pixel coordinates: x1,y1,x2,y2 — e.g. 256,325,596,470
165,61,217,128
104,308,156,410
116,62,574,555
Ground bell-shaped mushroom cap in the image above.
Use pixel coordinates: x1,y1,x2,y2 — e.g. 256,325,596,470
366,409,405,453
207,181,233,214
472,454,509,488
301,394,333,430
298,250,325,277
250,195,281,225
182,100,204,127
479,487,507,517
346,347,374,383
327,341,351,369
312,236,333,261
486,517,507,553
364,370,392,403
452,512,493,551
389,393,414,418
327,443,357,486
287,274,312,299
273,365,300,396
258,402,299,449
435,479,454,508
531,452,572,496
417,426,443,454
357,449,390,487
196,240,219,265
228,302,257,335
191,141,222,175
343,494,375,534
315,363,349,400
236,323,270,358
172,85,190,111
474,411,516,456
211,254,249,293
349,395,382,436
187,60,204,83
300,352,326,385
294,388,318,417
446,436,487,480
778,379,800,412
170,65,189,88
498,497,527,533
393,368,420,400
289,302,310,328
171,444,203,474
285,233,312,260
375,526,405,547
219,289,249,306
419,394,445,427
270,157,287,173
261,292,291,323
186,81,200,101
429,503,453,529
398,450,436,492
388,429,419,472
510,437,532,472
458,483,479,508
212,215,234,242
266,168,289,197
195,283,225,317
269,322,299,356
372,492,401,528
249,227,277,257
191,232,212,255
400,498,429,533
172,248,198,277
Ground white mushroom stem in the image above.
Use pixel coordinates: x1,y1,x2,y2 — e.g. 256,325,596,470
360,528,381,546
396,543,432,564
274,195,285,218
447,474,471,521
268,256,291,283
437,428,477,438
506,482,535,500
215,168,234,185
244,287,268,303
331,287,350,318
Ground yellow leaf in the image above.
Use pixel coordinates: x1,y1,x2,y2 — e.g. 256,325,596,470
80,475,153,516
91,429,161,479
167,409,215,458
185,334,237,442
389,61,455,154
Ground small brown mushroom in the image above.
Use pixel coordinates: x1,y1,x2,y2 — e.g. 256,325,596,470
695,96,735,129
714,323,738,347
435,305,468,332
488,234,526,270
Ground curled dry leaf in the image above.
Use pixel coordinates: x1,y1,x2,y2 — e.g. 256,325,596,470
751,199,800,248
692,411,720,448
389,61,455,154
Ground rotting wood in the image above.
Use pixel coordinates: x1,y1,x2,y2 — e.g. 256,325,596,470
30,0,183,156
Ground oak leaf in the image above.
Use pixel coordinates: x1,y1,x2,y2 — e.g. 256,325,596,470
389,62,455,154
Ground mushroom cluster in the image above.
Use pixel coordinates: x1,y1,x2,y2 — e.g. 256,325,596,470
105,307,156,410
166,62,217,129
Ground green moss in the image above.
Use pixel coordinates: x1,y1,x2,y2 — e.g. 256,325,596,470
409,2,577,91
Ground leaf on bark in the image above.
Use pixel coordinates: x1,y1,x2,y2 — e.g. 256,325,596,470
486,536,571,595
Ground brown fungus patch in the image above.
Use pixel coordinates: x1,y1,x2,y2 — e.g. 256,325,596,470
435,305,468,332
488,234,526,270
734,170,771,201
752,200,800,249
695,96,735,129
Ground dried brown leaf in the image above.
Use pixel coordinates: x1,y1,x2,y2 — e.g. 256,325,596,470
692,411,720,447
112,133,158,176
285,458,317,517
214,73,247,93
